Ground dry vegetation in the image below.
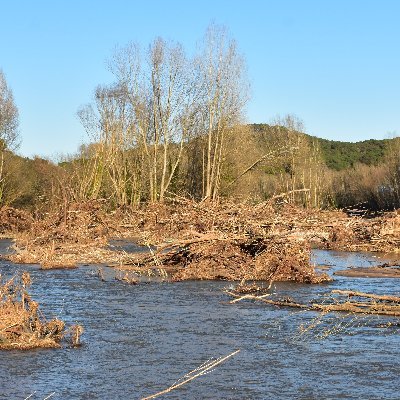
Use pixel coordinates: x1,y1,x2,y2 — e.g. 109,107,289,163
0,272,82,350
2,199,398,282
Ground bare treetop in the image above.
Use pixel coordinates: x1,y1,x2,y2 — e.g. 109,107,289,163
0,70,19,151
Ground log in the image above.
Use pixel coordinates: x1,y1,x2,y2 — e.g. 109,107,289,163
226,290,400,316
331,290,400,303
226,290,308,309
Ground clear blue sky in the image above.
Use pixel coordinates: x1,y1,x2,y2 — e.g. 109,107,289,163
1,0,399,158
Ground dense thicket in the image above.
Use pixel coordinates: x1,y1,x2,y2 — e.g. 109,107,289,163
1,124,398,213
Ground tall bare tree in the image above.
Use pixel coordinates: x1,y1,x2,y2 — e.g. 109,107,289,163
196,24,249,201
105,38,198,203
0,70,20,204
0,70,19,150
77,25,248,204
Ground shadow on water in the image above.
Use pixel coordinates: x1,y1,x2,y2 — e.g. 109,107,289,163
0,238,15,256
0,249,399,399
107,238,157,254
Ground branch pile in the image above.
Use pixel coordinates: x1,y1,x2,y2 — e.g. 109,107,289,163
128,233,331,283
112,201,400,253
0,207,33,234
6,199,400,272
9,200,116,267
27,200,109,246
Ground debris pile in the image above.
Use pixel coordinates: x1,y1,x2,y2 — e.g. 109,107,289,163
114,201,400,253
27,200,109,246
0,272,82,350
0,207,33,234
9,200,115,268
6,199,400,274
350,210,400,252
130,233,331,283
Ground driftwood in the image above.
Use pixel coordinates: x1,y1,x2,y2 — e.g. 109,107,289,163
331,290,400,303
141,349,240,400
226,288,400,317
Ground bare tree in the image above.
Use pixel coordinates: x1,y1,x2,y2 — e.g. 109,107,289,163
0,70,20,204
147,38,198,202
196,24,249,201
0,70,19,150
105,38,198,203
77,26,248,204
272,115,327,208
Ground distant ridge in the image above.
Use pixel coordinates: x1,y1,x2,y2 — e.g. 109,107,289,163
249,124,392,171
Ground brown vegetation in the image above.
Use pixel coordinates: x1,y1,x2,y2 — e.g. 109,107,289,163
2,198,398,282
0,206,33,234
0,272,82,350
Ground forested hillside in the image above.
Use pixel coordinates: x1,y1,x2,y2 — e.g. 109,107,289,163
251,124,392,170
315,137,390,170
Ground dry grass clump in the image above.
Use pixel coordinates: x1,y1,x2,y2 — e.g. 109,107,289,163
0,272,82,350
9,242,117,268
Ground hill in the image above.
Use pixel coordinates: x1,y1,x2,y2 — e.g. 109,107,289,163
250,124,393,171
314,137,391,170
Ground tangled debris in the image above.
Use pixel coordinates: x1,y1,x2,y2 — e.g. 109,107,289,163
0,272,82,350
8,201,115,268
0,207,33,235
5,200,400,279
131,233,331,283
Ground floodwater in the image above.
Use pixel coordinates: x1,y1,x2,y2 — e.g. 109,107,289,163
0,242,399,399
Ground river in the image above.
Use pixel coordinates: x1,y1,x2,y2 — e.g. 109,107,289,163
0,243,399,399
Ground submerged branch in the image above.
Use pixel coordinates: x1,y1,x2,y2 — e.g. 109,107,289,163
226,288,400,317
141,349,240,400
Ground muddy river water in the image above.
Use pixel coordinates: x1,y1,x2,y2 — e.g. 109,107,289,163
0,245,399,399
